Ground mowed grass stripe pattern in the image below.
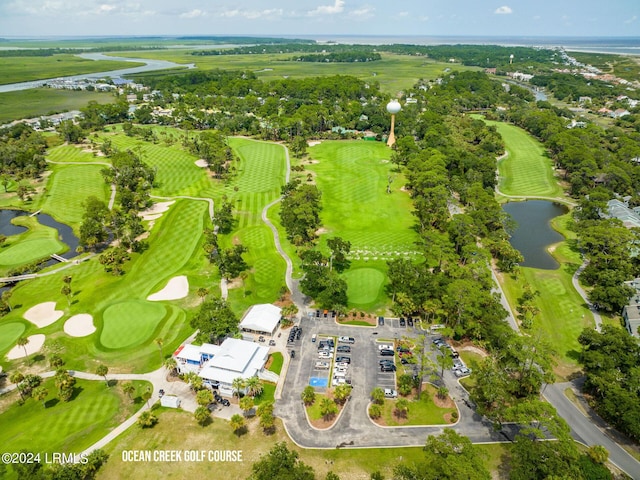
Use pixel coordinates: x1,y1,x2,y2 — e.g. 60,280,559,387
40,164,109,227
46,144,105,163
104,133,210,197
309,141,417,252
479,118,562,198
223,138,287,307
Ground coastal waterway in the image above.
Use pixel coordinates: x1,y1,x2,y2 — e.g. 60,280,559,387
0,53,193,93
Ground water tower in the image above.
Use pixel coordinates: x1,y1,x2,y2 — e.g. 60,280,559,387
386,100,402,147
509,54,514,64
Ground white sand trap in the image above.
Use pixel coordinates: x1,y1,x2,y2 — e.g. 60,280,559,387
195,159,208,168
139,201,175,221
6,334,46,360
147,275,189,301
64,314,96,337
23,302,64,328
307,140,322,147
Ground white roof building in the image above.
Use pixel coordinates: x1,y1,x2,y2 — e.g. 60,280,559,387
239,304,282,336
173,338,270,396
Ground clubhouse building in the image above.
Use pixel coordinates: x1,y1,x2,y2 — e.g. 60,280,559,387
173,337,271,396
239,303,282,337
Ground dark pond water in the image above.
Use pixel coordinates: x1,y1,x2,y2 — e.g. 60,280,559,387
502,200,568,270
0,209,80,260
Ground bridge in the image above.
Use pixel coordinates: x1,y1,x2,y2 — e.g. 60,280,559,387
0,273,37,283
50,254,69,263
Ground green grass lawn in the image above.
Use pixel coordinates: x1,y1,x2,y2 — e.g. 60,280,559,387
37,163,110,228
377,385,457,426
100,301,168,349
267,352,284,375
475,116,562,199
0,215,66,275
500,214,591,375
0,322,27,352
252,382,276,406
305,393,332,421
307,140,418,311
118,50,480,94
0,378,150,456
0,54,143,85
222,138,288,312
0,89,116,124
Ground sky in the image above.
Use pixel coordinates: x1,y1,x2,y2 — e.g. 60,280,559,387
0,0,638,39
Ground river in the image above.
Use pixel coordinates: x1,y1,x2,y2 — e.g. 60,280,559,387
0,53,193,93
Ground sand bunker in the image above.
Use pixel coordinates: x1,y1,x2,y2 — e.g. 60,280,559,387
147,275,189,301
23,302,64,328
6,334,46,360
195,159,208,168
139,201,175,221
64,314,96,337
307,140,322,147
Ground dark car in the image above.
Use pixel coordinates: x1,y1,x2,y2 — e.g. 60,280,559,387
207,402,217,412
214,393,223,402
290,350,296,358
380,364,396,372
379,359,394,365
337,345,351,353
336,356,351,364
378,316,385,326
399,318,406,327
407,318,414,327
380,349,394,356
221,398,231,407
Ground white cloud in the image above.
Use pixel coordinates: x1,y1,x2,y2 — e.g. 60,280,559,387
180,9,205,19
350,6,374,19
308,0,345,17
397,11,409,17
494,6,513,15
218,8,283,20
419,15,428,22
624,15,637,24
98,4,116,13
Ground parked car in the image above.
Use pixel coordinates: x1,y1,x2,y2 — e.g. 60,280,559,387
336,356,351,364
337,345,351,353
378,344,393,351
311,334,317,343
315,361,330,369
338,336,355,344
380,364,396,372
384,388,398,398
399,318,406,327
207,402,217,412
407,318,414,327
290,350,296,358
379,360,395,366
378,316,385,326
269,339,276,346
380,349,394,356
221,398,231,406
318,351,331,359
453,367,471,377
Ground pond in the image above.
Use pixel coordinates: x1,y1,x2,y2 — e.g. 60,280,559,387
502,200,567,270
0,209,80,261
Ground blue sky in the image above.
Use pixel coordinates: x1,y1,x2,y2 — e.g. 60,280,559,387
0,0,637,38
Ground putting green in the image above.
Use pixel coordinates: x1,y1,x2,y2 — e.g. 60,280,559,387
0,238,64,267
344,268,386,306
0,322,26,353
100,300,166,349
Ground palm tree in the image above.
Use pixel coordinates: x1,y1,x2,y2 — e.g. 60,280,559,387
9,371,24,400
122,382,135,402
1,290,12,311
301,385,316,406
232,377,245,399
368,403,382,419
138,410,157,428
141,387,152,407
32,386,48,407
230,413,245,435
95,364,109,386
245,376,263,398
370,387,385,405
196,389,213,406
395,398,410,419
437,386,449,400
62,275,73,307
154,337,164,363
16,336,29,361
319,397,338,421
256,401,274,418
49,354,64,369
194,406,210,426
164,357,177,376
196,287,209,304
239,396,254,417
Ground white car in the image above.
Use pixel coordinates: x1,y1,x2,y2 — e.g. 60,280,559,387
384,388,398,398
378,344,394,351
338,336,355,344
318,351,331,359
315,361,330,369
454,367,472,377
